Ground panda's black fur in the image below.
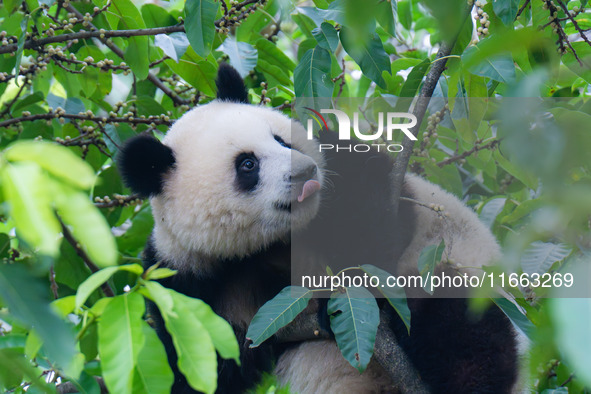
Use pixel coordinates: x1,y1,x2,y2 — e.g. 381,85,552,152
119,64,518,393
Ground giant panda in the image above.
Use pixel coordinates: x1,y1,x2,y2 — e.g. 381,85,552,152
118,64,519,394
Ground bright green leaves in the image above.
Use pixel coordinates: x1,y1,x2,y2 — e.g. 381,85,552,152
109,0,150,80
5,140,95,189
133,322,175,394
185,0,219,58
294,46,333,97
247,286,312,347
218,37,258,78
339,27,391,88
143,281,239,394
2,162,61,257
98,293,147,394
0,140,116,267
328,287,379,373
97,291,174,394
75,264,143,308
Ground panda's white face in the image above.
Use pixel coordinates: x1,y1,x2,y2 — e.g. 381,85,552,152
151,102,324,271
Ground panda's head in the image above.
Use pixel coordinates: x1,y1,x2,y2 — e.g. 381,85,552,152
119,65,324,270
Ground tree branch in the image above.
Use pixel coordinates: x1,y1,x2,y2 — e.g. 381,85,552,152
0,25,186,55
275,303,429,393
390,4,474,216
60,220,114,297
64,4,191,107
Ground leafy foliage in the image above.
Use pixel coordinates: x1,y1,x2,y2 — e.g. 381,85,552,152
0,0,591,392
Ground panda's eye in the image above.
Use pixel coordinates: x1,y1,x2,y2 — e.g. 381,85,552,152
235,153,259,174
240,158,257,172
274,135,292,149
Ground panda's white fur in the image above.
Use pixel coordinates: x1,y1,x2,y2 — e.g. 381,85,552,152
151,102,324,274
119,65,520,393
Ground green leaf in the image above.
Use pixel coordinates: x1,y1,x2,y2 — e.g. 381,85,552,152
479,197,506,228
550,298,591,387
360,265,410,333
131,321,174,394
493,150,538,190
397,0,412,30
5,140,96,190
492,0,519,25
2,162,61,256
165,49,217,96
0,349,55,393
141,4,176,28
500,198,545,224
417,240,445,295
75,264,143,308
0,263,76,376
256,58,292,87
151,289,218,393
218,37,258,78
246,286,312,347
521,241,571,275
184,0,218,58
462,46,516,83
339,27,390,88
110,0,149,80
328,287,379,373
312,22,339,53
493,298,534,338
399,58,430,97
294,46,333,98
52,182,117,268
255,38,296,72
154,33,190,63
98,293,146,394
145,268,177,280
144,281,239,363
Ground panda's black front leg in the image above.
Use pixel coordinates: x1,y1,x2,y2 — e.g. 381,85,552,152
394,297,519,394
215,327,276,394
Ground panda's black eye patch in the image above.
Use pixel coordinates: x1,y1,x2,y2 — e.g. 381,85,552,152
235,152,260,192
274,135,291,149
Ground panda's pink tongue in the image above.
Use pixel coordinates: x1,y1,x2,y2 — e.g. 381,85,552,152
297,180,321,203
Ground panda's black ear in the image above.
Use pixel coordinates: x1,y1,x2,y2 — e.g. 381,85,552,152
216,63,249,103
118,135,175,198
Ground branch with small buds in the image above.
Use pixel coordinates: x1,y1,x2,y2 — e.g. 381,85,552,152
214,0,267,34
436,139,499,167
258,82,271,105
516,0,531,19
541,0,583,64
472,1,490,38
399,196,449,219
555,0,591,48
0,108,174,129
94,194,142,209
409,103,448,175
332,58,346,102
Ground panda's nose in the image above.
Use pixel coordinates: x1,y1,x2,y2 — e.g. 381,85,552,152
291,163,317,183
